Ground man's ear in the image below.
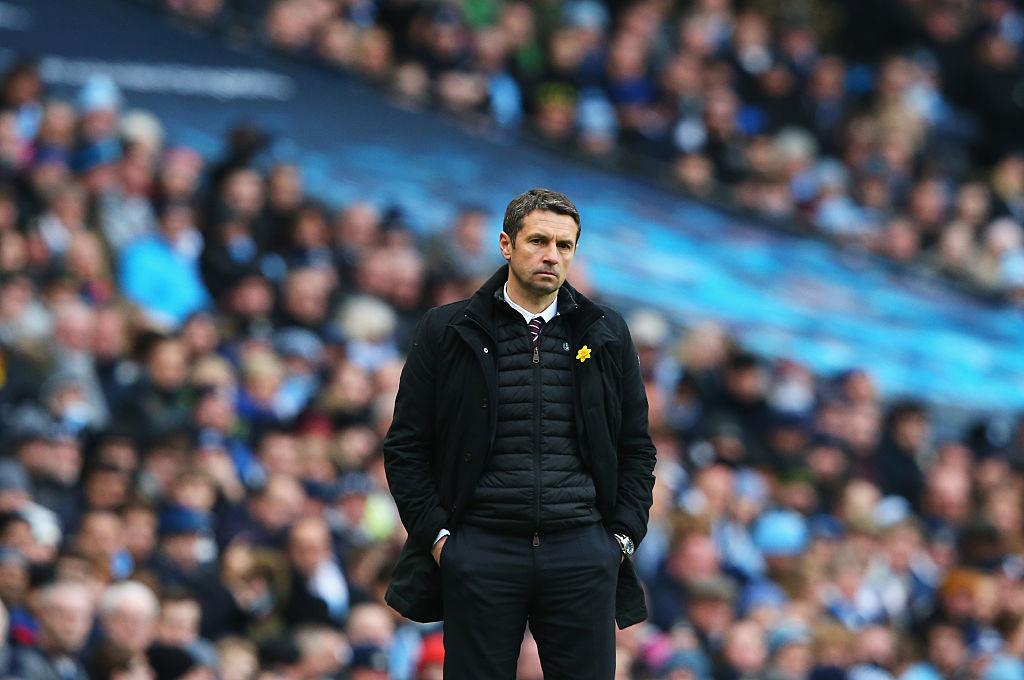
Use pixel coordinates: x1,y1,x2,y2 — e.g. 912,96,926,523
498,231,513,261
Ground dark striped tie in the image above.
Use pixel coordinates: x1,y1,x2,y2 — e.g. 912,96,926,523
529,316,544,347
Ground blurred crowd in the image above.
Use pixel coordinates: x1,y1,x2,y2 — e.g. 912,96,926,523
2,11,1024,680
156,0,1024,302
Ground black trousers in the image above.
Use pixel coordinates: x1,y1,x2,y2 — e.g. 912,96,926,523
440,522,619,680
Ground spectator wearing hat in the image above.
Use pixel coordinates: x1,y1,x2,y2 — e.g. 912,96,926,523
152,506,235,641
685,575,739,657
71,137,121,197
0,459,61,554
154,506,212,580
76,74,121,143
752,510,810,574
659,647,712,680
17,421,83,533
330,471,377,558
739,580,789,629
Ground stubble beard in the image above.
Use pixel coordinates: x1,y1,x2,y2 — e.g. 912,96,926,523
517,269,560,297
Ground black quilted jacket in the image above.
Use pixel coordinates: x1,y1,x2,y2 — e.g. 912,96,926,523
383,266,657,628
462,304,598,533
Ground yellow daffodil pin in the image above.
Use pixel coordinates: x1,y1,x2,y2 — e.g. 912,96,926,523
576,345,592,362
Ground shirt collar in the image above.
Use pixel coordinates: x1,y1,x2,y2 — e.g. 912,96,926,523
503,281,558,324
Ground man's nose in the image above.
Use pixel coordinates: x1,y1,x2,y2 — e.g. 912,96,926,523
542,243,559,262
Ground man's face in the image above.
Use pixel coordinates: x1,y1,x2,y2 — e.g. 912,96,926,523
161,533,200,569
499,210,578,300
149,340,188,391
158,600,201,647
43,591,94,654
288,522,330,576
105,602,157,654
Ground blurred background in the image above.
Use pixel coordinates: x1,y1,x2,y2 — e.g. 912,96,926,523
0,0,1023,678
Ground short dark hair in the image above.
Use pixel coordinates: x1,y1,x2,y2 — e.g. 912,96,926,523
502,188,581,244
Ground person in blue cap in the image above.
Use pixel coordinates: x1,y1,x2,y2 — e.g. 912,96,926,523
152,505,234,640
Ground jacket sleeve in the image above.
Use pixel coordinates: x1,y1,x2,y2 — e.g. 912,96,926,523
609,322,657,546
382,309,450,550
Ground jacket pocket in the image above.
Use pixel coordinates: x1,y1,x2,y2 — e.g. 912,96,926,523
385,540,443,623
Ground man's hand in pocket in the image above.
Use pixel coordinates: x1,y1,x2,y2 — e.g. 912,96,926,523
432,535,448,566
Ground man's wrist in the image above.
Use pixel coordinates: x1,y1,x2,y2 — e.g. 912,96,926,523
613,533,635,557
433,528,450,546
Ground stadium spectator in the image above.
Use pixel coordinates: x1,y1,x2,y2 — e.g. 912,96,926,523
12,580,94,679
119,201,209,328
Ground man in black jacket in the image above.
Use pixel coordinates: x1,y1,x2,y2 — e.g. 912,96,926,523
383,188,656,679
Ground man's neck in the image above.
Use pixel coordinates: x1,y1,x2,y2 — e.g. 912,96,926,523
505,278,556,314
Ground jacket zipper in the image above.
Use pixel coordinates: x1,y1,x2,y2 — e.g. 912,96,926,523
532,323,541,546
466,308,605,547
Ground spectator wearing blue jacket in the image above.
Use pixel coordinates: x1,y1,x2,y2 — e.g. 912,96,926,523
119,201,209,328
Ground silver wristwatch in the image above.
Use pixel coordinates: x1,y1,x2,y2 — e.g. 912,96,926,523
613,533,635,557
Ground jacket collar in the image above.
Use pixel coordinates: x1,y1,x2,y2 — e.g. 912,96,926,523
459,265,604,335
